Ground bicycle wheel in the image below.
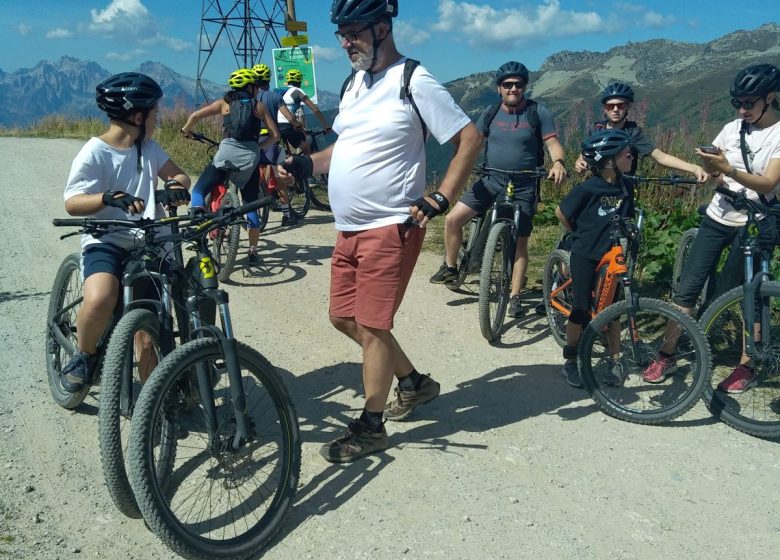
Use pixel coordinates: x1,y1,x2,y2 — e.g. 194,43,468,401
699,282,780,438
256,181,271,232
287,178,310,219
308,174,330,211
452,218,479,290
128,338,301,560
579,297,711,424
671,228,708,310
479,222,512,341
99,309,175,518
45,253,90,409
543,249,572,348
212,190,240,282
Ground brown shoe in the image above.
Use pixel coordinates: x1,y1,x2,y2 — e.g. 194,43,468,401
384,374,440,421
319,419,389,464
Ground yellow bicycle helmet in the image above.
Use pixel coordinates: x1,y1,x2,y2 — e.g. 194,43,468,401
228,68,257,90
252,63,271,82
286,69,303,83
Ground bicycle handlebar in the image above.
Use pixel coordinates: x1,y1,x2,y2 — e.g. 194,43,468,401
713,184,780,218
624,174,700,186
183,131,219,148
305,128,332,137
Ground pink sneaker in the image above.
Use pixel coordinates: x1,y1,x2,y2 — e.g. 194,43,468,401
642,354,678,383
717,365,757,394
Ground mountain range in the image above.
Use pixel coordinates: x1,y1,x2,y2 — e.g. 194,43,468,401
0,23,778,136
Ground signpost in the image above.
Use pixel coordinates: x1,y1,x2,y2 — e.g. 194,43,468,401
272,46,317,103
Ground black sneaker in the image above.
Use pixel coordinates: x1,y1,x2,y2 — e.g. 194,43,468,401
319,419,389,463
247,251,260,265
60,351,98,393
561,361,582,388
602,358,627,387
430,263,458,284
507,295,523,318
281,215,298,227
384,374,441,421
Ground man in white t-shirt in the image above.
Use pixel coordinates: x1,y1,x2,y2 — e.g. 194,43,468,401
279,0,482,463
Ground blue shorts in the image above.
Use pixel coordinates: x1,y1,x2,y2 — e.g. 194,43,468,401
81,244,160,302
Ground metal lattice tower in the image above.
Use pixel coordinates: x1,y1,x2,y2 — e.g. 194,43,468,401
196,0,289,102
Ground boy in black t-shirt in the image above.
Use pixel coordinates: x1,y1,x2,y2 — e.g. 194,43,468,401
555,129,634,388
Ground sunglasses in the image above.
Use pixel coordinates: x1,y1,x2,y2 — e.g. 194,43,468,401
731,97,763,110
334,23,372,45
604,102,627,111
500,81,525,90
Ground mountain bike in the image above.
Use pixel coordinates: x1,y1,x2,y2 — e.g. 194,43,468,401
278,133,312,219
478,166,548,341
306,128,333,211
50,191,228,516
545,174,700,347
698,186,780,438
571,177,711,424
125,200,301,560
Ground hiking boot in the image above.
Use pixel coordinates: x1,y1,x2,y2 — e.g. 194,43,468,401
384,374,441,421
602,358,627,387
430,263,458,284
60,351,98,393
717,364,758,394
319,419,389,463
642,354,678,383
247,251,260,265
281,214,298,227
507,294,523,318
561,361,582,388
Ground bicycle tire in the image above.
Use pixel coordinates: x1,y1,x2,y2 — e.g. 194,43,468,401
45,253,90,409
212,191,241,282
99,309,176,518
256,181,271,232
672,228,708,310
288,178,310,219
308,174,330,211
479,222,512,342
699,282,780,438
452,218,479,290
579,297,711,424
128,337,301,560
543,249,572,348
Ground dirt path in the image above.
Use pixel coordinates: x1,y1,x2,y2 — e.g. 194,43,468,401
0,137,777,559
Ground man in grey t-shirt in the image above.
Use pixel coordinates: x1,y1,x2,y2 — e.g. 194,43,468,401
430,61,567,319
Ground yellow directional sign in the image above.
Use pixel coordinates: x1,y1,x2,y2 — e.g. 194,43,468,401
286,20,308,32
281,34,309,47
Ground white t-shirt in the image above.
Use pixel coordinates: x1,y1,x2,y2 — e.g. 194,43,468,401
329,58,470,231
64,137,170,250
706,118,780,226
276,86,306,125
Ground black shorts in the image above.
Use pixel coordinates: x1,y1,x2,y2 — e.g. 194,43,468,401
280,125,306,149
81,244,163,303
459,178,538,237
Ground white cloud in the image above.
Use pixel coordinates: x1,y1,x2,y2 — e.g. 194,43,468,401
14,22,32,36
641,11,676,28
433,0,607,47
394,21,431,46
46,28,73,39
86,1,193,53
312,44,343,63
106,48,148,62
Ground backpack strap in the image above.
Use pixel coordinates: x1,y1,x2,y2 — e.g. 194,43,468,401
738,119,770,204
399,58,427,139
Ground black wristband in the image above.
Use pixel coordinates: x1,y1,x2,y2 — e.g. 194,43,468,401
554,158,565,166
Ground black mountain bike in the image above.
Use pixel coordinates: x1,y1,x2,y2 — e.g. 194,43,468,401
124,200,301,560
478,166,548,341
306,128,333,211
698,185,780,438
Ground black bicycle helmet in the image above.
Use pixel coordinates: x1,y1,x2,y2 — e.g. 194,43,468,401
581,129,632,166
330,0,398,24
730,63,780,97
496,61,529,85
600,82,634,104
96,72,163,120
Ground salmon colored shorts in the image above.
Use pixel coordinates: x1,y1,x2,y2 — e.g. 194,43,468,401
329,222,425,330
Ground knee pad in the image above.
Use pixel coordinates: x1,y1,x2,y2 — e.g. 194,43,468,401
569,308,590,326
563,345,578,360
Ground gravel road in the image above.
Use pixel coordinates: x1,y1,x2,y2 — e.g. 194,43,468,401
0,137,777,560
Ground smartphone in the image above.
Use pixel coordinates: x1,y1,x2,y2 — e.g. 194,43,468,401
698,145,720,154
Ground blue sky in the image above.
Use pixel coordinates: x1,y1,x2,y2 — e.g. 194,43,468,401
0,1,774,93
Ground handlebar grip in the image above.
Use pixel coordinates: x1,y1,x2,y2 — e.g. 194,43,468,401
238,196,274,215
52,218,88,227
714,184,734,198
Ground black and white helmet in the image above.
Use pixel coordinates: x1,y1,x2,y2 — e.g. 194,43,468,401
581,129,631,166
96,72,162,120
600,82,634,104
330,0,398,24
730,63,780,97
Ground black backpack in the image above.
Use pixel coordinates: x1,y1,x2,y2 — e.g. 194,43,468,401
223,91,260,142
339,58,428,139
481,99,544,166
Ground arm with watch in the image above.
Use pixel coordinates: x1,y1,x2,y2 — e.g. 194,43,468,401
698,147,780,196
543,136,568,186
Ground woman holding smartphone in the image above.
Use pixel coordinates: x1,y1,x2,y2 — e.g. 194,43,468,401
642,63,780,393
